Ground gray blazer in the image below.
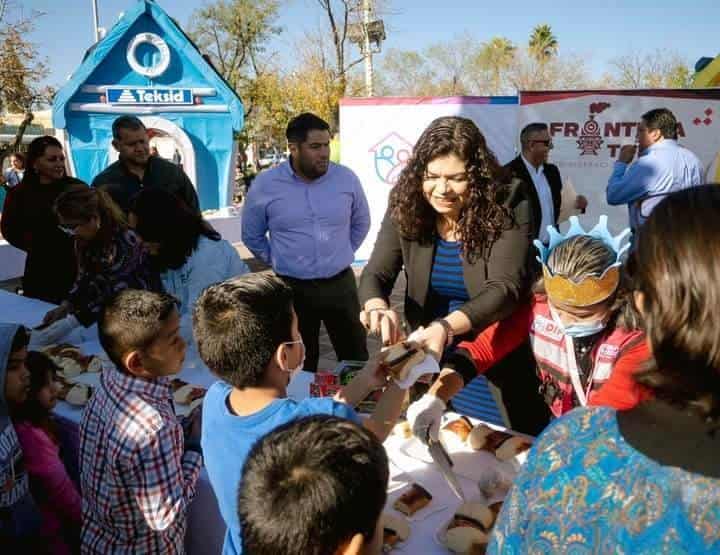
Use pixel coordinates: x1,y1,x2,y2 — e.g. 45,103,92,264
358,179,534,332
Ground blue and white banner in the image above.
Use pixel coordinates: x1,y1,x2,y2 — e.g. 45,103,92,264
106,87,193,105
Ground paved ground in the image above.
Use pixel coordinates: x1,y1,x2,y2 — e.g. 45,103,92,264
1,242,407,372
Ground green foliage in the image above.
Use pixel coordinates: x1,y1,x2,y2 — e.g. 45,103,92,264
0,3,54,162
528,23,558,63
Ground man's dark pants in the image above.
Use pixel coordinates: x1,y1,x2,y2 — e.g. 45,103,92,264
281,268,369,372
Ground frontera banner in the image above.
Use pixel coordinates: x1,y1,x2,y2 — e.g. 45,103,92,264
519,89,720,232
340,96,518,261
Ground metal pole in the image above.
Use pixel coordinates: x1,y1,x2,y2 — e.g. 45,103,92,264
91,0,100,43
363,0,373,97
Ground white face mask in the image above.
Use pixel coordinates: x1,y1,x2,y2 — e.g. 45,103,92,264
282,339,305,378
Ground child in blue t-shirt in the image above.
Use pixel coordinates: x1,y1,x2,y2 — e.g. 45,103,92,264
194,273,411,555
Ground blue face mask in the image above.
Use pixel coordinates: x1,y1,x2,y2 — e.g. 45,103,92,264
562,320,607,338
549,304,608,339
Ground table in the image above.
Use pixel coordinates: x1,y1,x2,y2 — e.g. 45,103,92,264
1,289,517,554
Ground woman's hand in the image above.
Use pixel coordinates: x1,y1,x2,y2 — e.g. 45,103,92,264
40,302,71,328
408,322,448,361
360,305,405,346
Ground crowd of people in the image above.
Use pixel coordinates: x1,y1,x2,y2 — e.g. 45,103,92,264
1,107,718,554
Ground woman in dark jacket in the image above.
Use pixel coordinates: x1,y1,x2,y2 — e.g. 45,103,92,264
1,137,85,303
359,116,543,433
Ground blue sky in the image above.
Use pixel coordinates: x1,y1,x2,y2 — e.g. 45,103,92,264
23,0,720,90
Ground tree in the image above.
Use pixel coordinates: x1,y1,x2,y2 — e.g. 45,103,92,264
423,33,481,95
187,0,282,128
474,37,517,95
508,49,589,91
377,48,440,96
0,1,54,163
314,0,388,126
607,50,693,88
528,23,558,63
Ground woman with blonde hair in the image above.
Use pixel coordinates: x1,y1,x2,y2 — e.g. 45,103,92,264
35,185,162,342
490,186,720,553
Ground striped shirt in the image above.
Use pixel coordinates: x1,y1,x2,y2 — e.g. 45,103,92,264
429,239,505,426
79,366,202,554
429,239,469,317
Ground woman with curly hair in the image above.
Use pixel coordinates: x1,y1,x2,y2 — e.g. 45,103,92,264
490,186,720,554
358,116,540,432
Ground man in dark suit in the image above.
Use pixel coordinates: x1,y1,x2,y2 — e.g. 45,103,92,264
506,123,587,242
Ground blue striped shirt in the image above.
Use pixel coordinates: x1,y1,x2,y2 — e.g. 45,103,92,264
429,239,505,426
429,239,469,317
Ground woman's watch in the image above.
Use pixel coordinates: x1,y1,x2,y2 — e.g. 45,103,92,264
431,319,454,347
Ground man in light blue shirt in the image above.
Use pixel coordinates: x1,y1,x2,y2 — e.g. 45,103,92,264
607,108,704,230
242,113,370,371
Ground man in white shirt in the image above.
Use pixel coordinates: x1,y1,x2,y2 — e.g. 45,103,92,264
506,123,587,243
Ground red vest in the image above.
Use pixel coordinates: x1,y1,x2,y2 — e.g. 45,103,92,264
529,299,644,417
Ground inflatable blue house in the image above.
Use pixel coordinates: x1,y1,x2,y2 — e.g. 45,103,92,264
52,0,244,210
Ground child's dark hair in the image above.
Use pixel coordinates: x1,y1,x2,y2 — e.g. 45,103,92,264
11,326,29,354
238,415,389,555
99,289,180,370
129,189,220,271
14,351,61,432
193,272,294,388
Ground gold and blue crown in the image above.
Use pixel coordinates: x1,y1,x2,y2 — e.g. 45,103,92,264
535,216,631,307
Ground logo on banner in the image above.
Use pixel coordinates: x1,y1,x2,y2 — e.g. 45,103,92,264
693,107,714,126
106,87,193,105
550,102,691,161
577,102,611,156
368,132,413,185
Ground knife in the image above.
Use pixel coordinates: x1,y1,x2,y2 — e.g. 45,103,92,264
426,430,465,501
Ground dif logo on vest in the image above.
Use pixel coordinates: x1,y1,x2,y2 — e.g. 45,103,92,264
106,87,193,105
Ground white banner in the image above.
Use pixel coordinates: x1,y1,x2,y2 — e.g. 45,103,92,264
340,97,519,261
519,90,720,232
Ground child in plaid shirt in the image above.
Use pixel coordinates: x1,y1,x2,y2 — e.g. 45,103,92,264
79,290,202,554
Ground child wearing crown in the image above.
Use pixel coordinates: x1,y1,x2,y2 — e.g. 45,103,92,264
407,216,653,440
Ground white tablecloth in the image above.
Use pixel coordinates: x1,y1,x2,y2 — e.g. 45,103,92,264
0,289,513,554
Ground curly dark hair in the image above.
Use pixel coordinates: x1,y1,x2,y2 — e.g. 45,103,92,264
389,116,512,263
